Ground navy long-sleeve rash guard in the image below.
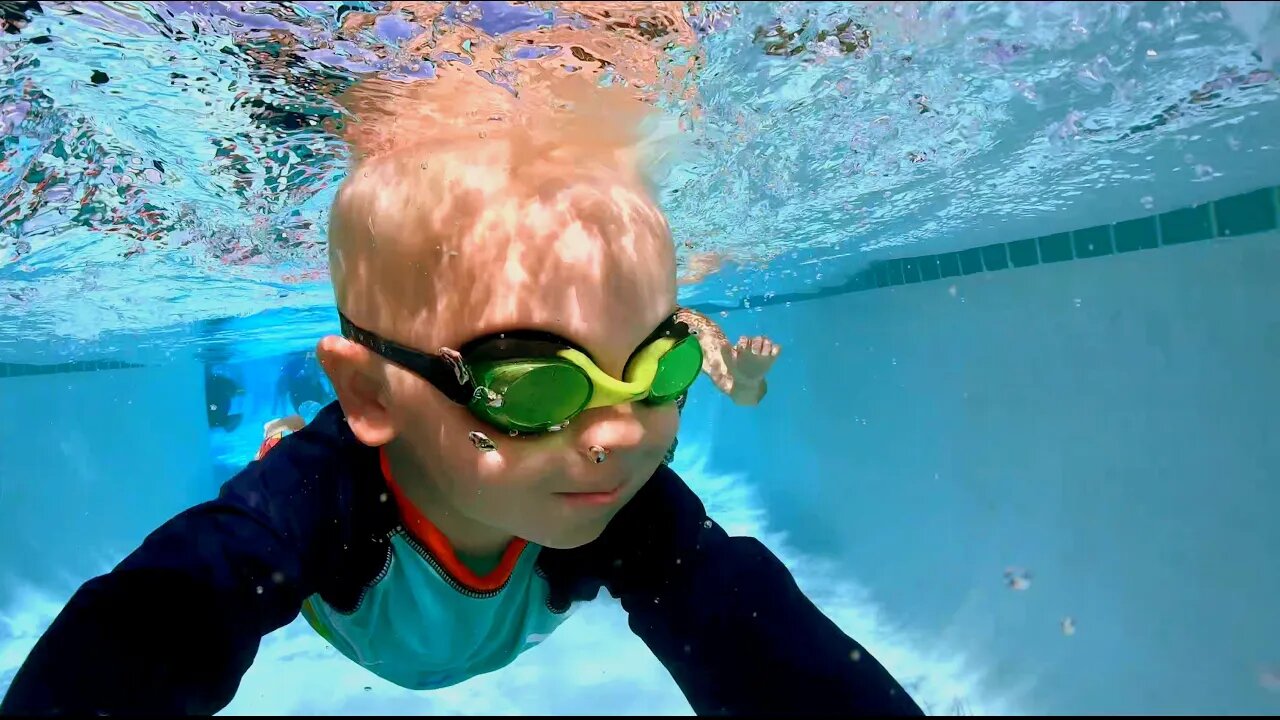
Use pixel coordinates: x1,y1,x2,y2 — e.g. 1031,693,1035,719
1,401,921,716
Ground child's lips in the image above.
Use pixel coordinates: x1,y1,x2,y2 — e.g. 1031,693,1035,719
554,484,624,506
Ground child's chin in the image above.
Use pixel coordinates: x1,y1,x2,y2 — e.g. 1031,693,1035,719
532,515,614,550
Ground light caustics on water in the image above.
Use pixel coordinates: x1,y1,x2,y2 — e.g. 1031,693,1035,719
1,2,1279,359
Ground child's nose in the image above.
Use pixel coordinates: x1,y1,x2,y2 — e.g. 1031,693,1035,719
573,402,647,453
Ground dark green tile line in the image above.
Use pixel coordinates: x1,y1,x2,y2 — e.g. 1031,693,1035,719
690,182,1280,314
0,360,145,379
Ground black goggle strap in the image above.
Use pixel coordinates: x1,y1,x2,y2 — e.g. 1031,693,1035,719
337,310,694,406
337,311,476,405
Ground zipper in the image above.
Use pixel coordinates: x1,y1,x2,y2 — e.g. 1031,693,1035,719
395,526,518,600
336,529,554,612
532,561,571,615
333,535,394,616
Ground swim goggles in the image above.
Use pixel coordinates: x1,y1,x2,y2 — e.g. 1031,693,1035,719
337,310,703,435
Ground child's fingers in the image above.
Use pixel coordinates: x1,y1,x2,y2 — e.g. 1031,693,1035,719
751,336,764,354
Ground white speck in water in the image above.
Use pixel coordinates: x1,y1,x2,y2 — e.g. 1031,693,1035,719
1146,49,1157,57
720,311,729,318
469,431,497,452
209,404,217,411
948,285,958,297
508,429,519,437
1073,298,1083,307
1061,616,1076,636
547,423,564,432
256,586,264,595
1193,164,1214,180
785,301,792,307
1004,567,1032,591
379,493,388,503
1141,195,1155,210
1227,135,1242,151
850,649,862,661
702,519,713,529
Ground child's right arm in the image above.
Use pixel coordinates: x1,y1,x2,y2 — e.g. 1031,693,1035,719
0,423,359,715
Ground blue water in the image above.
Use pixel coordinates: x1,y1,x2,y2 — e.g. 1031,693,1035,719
4,1,1280,714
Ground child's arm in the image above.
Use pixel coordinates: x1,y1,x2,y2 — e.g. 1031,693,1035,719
676,308,781,407
0,422,354,715
544,465,922,716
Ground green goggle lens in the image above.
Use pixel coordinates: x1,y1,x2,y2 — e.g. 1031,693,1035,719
466,333,702,433
470,360,592,431
646,336,702,403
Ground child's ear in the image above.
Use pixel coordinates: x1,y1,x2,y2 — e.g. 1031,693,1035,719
316,335,397,447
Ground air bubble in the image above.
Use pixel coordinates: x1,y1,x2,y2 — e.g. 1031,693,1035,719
702,519,713,529
1061,616,1076,636
469,431,497,452
1140,196,1155,210
589,445,609,464
474,387,504,408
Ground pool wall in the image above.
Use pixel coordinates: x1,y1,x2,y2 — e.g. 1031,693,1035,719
0,359,212,608
702,224,1280,714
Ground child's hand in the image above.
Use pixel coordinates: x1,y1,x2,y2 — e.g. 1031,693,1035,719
721,335,781,383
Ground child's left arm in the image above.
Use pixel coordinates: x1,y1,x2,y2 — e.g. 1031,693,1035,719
541,465,922,716
675,308,781,407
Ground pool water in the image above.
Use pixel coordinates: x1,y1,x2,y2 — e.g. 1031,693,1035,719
3,1,1280,715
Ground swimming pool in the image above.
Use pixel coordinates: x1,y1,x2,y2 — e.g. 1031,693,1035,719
3,1,1280,714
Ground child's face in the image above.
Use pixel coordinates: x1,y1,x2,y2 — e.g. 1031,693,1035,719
324,155,681,550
